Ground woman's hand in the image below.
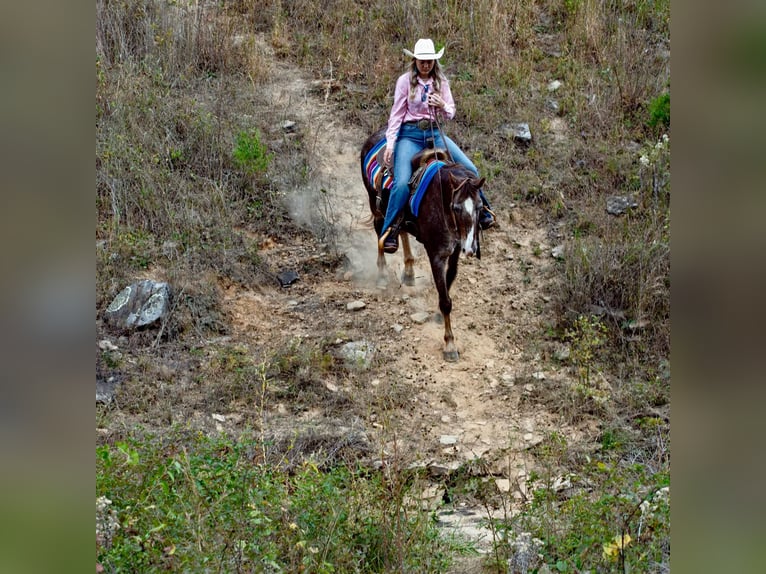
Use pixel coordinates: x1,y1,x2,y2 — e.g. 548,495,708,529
384,145,393,168
427,93,445,109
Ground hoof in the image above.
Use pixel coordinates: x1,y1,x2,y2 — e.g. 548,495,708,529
401,272,415,287
443,350,459,362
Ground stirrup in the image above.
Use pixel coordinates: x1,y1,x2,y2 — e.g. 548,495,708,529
379,227,399,254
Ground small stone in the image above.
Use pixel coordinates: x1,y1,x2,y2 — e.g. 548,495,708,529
439,435,459,445
554,346,571,361
347,300,366,311
277,270,299,287
532,371,546,380
370,379,380,387
495,478,512,493
212,413,226,423
547,80,563,92
392,323,404,333
441,415,451,423
410,312,431,324
281,120,297,133
606,195,638,216
551,244,565,259
325,381,338,392
98,339,118,352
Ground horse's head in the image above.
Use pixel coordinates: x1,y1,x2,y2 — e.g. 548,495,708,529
449,172,485,258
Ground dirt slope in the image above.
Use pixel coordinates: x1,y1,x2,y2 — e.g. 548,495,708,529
214,37,589,556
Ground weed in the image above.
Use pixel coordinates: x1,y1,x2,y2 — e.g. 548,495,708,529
232,129,272,178
647,92,670,131
564,315,608,387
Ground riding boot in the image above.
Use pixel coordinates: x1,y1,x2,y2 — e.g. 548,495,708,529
478,189,496,230
381,227,399,254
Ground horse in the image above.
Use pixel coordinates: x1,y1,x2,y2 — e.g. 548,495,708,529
360,127,485,362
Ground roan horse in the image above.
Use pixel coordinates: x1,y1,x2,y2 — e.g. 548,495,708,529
360,127,485,361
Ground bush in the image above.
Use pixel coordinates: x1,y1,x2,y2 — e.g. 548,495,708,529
647,92,670,131
233,129,273,178
97,431,457,572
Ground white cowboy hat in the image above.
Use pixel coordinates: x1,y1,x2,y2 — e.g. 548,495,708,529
403,38,444,60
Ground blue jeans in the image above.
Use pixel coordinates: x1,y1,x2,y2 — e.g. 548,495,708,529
381,123,485,234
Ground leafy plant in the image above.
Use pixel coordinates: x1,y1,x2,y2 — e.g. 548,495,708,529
233,129,272,177
647,92,670,130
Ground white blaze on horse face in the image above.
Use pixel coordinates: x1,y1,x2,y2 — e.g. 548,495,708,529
461,197,476,256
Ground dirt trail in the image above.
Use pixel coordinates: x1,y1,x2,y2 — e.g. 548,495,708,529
222,37,576,556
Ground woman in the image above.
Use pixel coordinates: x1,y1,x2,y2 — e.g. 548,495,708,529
380,38,495,253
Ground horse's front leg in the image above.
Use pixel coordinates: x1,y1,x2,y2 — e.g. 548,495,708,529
400,233,415,286
429,253,458,362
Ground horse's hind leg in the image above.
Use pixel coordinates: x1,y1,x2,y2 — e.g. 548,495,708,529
400,233,415,286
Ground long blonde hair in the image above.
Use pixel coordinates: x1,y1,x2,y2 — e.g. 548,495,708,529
408,59,446,100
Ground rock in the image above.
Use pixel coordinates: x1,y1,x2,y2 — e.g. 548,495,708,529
98,339,119,352
281,120,297,133
211,413,226,422
551,244,565,259
606,195,638,216
392,323,404,333
410,311,431,324
338,340,375,369
96,375,119,404
499,122,532,145
532,371,546,380
554,346,571,361
347,300,366,311
439,435,459,445
547,79,563,92
277,269,299,287
104,280,171,330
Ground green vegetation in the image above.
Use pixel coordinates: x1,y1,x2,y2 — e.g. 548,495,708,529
97,430,456,572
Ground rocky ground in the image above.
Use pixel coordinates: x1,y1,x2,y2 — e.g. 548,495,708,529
98,38,598,568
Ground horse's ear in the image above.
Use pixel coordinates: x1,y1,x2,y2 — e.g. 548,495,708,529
475,177,486,189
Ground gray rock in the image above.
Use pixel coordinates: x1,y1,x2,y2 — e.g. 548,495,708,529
96,375,119,404
338,341,375,369
606,195,638,216
347,300,366,311
551,244,565,259
547,79,563,92
105,280,170,330
498,122,533,145
277,269,299,287
281,120,297,133
554,345,571,361
410,311,431,324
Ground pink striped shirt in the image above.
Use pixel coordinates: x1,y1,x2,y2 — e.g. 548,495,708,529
385,72,456,150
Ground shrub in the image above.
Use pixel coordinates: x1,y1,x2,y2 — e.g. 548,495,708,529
647,92,670,131
97,431,456,572
233,129,273,178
